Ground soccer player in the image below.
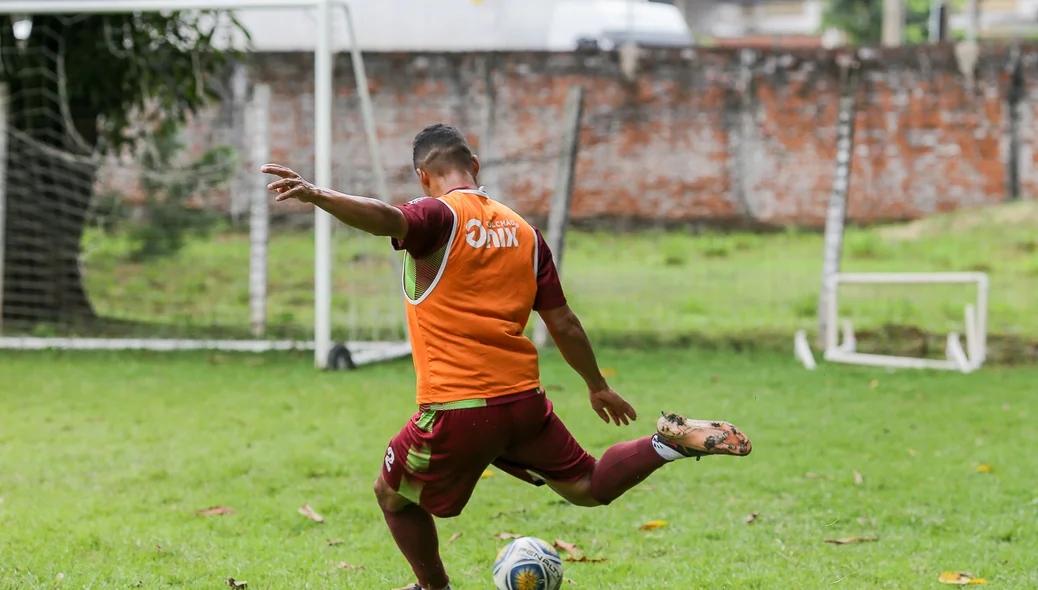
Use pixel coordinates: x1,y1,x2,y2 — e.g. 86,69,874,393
262,124,751,590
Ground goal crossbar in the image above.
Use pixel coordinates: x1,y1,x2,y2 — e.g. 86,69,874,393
821,272,989,373
0,0,401,370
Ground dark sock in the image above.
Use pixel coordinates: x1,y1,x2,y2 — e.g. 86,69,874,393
589,436,669,505
381,504,450,590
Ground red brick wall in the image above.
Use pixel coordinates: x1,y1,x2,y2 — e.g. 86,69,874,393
167,45,1038,227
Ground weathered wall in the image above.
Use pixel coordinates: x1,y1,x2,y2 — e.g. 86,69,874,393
155,44,1038,227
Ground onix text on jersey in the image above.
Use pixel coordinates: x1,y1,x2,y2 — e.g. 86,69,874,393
465,218,520,249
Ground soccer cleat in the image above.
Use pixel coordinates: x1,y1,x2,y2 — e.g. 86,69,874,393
392,585,452,590
655,412,752,459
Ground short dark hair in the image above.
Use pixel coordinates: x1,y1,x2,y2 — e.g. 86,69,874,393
412,124,474,175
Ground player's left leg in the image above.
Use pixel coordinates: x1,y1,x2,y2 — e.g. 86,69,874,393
375,476,451,590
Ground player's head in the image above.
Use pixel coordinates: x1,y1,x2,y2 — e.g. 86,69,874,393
412,123,480,196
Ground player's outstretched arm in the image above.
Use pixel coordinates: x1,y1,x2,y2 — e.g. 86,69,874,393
261,164,408,240
539,304,637,426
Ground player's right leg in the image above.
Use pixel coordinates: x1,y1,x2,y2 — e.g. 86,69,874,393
495,397,751,507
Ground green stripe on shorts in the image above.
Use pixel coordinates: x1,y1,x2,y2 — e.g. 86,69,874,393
415,410,436,432
424,398,487,411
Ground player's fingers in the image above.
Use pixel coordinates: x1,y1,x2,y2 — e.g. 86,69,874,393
260,163,300,178
594,407,610,424
617,409,630,426
625,403,638,421
606,406,621,426
267,178,299,192
275,186,307,202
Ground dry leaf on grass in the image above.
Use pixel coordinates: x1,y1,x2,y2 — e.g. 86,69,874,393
938,572,987,585
869,379,879,389
553,539,581,558
481,470,495,478
544,384,564,392
565,578,578,586
447,532,462,545
196,506,236,516
908,449,918,456
155,545,163,553
639,520,668,531
601,369,617,376
327,539,345,546
299,504,324,523
335,562,364,571
56,573,65,582
854,471,864,485
976,465,993,473
491,509,526,519
225,578,247,588
824,537,878,545
565,556,608,564
494,532,523,540
804,472,822,479
745,512,759,524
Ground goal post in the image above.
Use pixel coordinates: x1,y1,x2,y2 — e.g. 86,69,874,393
820,272,989,373
0,0,407,370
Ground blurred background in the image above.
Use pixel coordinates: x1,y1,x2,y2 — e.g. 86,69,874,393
0,0,1035,363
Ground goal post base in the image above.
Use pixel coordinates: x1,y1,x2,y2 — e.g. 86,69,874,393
805,272,989,374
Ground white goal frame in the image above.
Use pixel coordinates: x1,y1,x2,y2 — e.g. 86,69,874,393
0,0,408,370
819,272,988,373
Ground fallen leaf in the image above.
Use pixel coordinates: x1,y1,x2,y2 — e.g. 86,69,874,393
639,520,668,531
640,485,656,491
225,579,247,588
327,538,345,546
854,471,864,485
335,562,364,571
481,470,495,478
196,506,236,516
601,368,617,376
976,465,993,473
1002,403,1010,411
804,472,822,479
565,556,608,563
939,571,987,585
56,573,65,582
869,379,879,388
447,532,462,545
491,509,525,519
824,537,878,545
155,545,163,553
745,512,759,524
494,532,523,540
299,504,324,523
710,375,720,383
554,539,582,558
565,579,578,586
908,449,918,456
544,384,564,392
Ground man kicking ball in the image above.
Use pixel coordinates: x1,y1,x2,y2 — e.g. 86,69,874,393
263,123,752,590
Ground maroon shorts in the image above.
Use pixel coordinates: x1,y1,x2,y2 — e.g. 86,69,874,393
380,390,596,518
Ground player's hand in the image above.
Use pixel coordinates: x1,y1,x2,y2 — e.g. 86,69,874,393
589,387,637,426
262,163,319,203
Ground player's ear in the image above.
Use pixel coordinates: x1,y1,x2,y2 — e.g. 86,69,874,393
471,155,480,178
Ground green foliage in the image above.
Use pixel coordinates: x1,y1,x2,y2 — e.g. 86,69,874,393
0,12,248,154
822,0,938,45
127,120,236,262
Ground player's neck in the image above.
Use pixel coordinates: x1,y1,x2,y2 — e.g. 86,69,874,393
430,172,478,198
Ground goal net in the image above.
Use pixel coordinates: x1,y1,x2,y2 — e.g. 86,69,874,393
0,1,409,369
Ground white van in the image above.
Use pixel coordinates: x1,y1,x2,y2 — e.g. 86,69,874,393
546,0,694,51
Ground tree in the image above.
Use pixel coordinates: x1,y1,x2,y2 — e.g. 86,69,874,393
822,0,936,45
0,12,244,327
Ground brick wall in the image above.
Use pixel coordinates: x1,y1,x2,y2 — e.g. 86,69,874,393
159,44,1038,227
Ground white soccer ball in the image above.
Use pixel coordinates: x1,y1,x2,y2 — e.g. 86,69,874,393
492,536,564,590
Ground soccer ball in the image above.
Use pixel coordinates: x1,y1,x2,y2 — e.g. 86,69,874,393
492,536,564,590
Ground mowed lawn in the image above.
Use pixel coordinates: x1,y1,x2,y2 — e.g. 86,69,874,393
1,349,1036,589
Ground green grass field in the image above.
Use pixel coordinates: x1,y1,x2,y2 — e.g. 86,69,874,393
2,348,1036,589
69,201,1038,361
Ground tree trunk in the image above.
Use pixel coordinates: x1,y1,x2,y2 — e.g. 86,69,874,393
1,15,98,328
2,137,97,326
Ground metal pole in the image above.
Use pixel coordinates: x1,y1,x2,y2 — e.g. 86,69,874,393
313,0,333,368
249,84,271,338
533,86,584,349
0,84,8,333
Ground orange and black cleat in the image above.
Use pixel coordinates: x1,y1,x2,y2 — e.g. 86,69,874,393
654,412,752,460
